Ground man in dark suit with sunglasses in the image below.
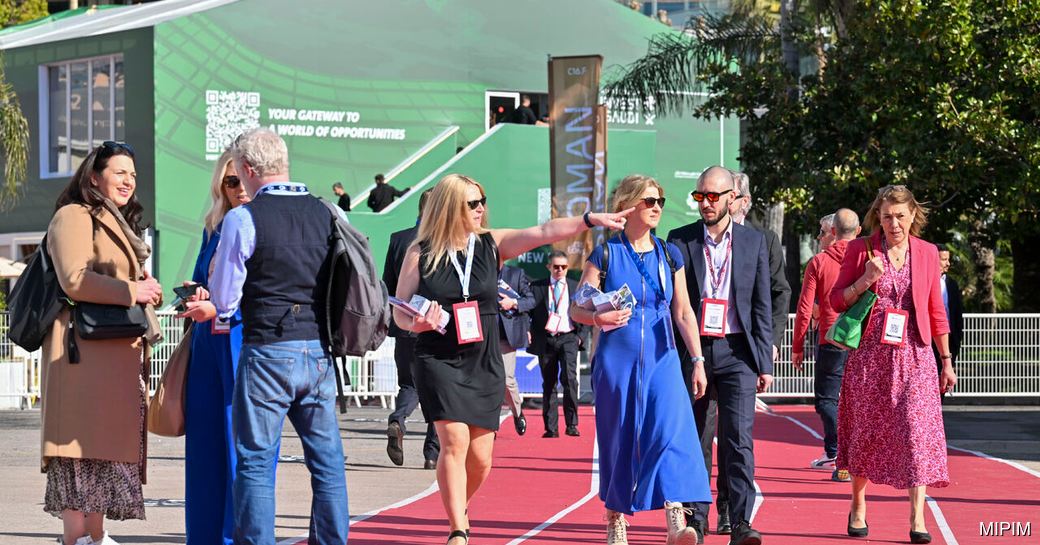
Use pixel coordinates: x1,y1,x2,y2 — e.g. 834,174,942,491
530,251,586,438
668,166,773,545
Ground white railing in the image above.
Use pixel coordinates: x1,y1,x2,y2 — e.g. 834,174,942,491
2,312,1038,407
769,313,1040,398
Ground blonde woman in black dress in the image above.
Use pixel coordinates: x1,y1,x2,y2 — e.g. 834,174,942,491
394,174,632,544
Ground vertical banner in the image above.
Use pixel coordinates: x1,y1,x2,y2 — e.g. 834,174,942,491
548,55,605,270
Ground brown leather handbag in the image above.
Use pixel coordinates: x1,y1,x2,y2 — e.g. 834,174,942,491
147,324,192,437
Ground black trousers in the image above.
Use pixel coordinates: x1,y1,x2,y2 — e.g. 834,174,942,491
388,336,440,462
683,334,758,526
539,331,579,432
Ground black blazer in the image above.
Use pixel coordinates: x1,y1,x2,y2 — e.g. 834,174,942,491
667,220,774,375
529,276,586,354
382,224,418,338
944,275,964,357
752,223,792,349
498,265,535,349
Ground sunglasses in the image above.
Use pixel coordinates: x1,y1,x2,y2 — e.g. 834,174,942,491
467,197,487,210
100,140,135,157
222,175,241,189
549,264,568,270
640,197,666,208
691,189,734,203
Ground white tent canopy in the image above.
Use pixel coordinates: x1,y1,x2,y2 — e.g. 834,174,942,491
0,256,26,279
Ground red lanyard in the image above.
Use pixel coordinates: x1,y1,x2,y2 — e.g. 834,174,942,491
704,236,733,299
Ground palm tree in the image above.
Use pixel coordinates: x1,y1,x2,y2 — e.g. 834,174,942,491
0,52,30,210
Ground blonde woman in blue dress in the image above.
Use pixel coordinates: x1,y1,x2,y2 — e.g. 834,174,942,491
571,175,712,545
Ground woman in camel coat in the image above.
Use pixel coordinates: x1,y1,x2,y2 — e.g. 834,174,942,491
41,142,164,545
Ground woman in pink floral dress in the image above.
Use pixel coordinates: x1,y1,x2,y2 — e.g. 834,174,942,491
829,185,957,544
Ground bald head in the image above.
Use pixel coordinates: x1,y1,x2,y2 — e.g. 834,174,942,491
833,208,861,240
697,166,735,191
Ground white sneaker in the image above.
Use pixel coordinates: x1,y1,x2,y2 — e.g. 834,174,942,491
810,453,836,469
606,510,629,545
91,532,120,545
664,501,698,545
62,536,92,545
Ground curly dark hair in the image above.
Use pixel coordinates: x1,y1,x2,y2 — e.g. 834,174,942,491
54,142,146,236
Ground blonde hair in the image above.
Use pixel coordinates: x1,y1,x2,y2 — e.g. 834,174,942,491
863,184,929,237
414,174,489,274
610,174,663,212
203,150,236,234
229,127,289,177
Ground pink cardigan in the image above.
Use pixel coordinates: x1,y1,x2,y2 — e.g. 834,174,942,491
829,231,950,347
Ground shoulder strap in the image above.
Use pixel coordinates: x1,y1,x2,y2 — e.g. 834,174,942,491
598,240,609,286
655,236,678,274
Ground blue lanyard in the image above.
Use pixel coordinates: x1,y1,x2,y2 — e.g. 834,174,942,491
255,183,309,197
620,235,666,300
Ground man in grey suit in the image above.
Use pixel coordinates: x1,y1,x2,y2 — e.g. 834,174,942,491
498,264,535,435
668,166,773,545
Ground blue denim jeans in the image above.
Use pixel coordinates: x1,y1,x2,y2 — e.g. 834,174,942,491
232,340,348,545
814,343,849,459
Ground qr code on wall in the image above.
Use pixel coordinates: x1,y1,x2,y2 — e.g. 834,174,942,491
205,90,261,154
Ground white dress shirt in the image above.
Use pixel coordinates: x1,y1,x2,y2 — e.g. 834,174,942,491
701,220,743,335
549,279,573,333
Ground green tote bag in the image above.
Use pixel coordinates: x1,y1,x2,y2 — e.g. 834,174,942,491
826,238,878,350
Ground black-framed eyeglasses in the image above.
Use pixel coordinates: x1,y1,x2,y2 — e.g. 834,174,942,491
691,189,733,203
467,197,487,210
549,264,568,270
101,140,135,157
222,175,241,189
640,197,666,208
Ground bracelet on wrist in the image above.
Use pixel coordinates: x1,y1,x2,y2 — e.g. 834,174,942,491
582,211,594,229
689,356,705,363
940,354,953,360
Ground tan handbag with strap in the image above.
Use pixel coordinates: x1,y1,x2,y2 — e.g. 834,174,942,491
147,323,192,437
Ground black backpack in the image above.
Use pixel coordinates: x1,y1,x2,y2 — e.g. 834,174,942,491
599,235,679,286
6,236,66,351
319,199,391,357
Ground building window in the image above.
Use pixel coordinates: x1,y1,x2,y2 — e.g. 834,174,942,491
42,55,124,176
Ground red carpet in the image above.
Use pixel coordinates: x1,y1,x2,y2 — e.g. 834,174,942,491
290,405,1037,544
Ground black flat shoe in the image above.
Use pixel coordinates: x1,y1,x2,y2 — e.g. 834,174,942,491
910,530,932,544
847,513,868,537
514,413,527,436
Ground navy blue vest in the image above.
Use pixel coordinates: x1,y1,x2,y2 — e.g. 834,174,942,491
241,192,334,345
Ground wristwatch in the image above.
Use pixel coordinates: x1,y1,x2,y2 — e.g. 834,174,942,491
689,356,705,364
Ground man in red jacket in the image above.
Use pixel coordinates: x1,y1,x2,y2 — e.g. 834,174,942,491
792,208,860,481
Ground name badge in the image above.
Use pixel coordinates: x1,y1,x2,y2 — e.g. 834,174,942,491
881,308,909,346
453,300,484,345
211,315,231,335
545,312,562,334
700,298,728,338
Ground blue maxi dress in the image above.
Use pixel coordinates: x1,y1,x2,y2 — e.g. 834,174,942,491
184,226,244,545
589,236,712,514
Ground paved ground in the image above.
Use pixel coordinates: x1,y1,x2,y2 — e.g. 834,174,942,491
0,403,1036,544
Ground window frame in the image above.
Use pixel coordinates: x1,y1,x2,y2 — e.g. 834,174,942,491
38,53,124,179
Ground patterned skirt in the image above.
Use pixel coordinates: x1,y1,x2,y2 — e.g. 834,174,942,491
43,360,147,521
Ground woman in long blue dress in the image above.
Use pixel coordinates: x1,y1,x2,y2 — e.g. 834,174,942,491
571,175,712,545
176,150,264,544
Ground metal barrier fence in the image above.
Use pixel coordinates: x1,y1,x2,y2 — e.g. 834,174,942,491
1,311,1038,408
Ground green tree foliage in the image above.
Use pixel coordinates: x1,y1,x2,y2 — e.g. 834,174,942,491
0,0,48,27
606,0,1039,310
0,0,41,209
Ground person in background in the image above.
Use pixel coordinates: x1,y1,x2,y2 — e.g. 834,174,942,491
791,209,861,483
830,185,955,543
530,251,587,438
332,182,351,212
810,213,837,329
368,173,410,212
933,244,963,403
176,150,262,544
42,141,164,545
570,174,711,545
211,128,349,544
392,173,630,545
383,189,441,469
506,95,538,125
498,264,535,436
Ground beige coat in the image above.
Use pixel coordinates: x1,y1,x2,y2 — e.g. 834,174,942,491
40,204,151,480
